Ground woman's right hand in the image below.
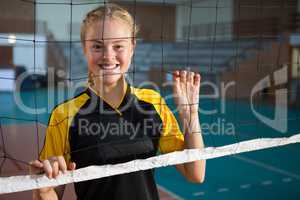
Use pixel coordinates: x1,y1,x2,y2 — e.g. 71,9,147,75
30,156,76,179
30,156,76,199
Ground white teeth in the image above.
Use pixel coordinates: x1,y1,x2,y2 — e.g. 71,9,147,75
99,64,120,70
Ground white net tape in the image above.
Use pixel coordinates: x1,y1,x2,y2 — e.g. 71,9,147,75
0,133,299,194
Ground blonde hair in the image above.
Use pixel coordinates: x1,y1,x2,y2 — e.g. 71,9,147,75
80,3,139,47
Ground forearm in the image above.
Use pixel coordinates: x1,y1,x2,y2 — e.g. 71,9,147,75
180,113,204,148
33,189,58,200
179,112,206,183
32,185,64,200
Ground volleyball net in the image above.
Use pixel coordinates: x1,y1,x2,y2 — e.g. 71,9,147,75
0,0,300,198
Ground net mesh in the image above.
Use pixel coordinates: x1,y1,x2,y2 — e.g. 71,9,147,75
0,0,300,199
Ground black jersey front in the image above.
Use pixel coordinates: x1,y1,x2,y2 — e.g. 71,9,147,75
40,84,184,200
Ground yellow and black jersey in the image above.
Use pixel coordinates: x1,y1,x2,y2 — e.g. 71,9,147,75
40,84,184,200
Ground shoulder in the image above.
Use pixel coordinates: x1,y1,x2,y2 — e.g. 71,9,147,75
130,86,163,105
49,90,90,125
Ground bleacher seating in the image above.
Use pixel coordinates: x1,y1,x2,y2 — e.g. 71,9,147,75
59,38,273,79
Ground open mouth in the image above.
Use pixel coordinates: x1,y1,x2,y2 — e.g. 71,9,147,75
98,64,120,70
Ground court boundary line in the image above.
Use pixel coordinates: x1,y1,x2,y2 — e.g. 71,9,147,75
233,155,300,180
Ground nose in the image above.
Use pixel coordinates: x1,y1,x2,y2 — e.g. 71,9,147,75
102,46,115,60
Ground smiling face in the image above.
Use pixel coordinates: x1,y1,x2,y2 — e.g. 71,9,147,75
84,18,135,86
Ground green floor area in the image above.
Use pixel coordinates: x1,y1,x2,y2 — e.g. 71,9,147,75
156,146,300,200
156,93,300,199
1,89,300,199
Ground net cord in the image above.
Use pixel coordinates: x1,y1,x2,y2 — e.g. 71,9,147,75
0,133,299,194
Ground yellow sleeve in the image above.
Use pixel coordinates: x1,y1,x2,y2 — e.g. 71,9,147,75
127,87,185,154
39,110,71,162
158,97,185,154
39,92,89,162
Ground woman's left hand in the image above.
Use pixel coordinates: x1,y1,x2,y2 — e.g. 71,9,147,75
173,70,205,183
172,70,201,120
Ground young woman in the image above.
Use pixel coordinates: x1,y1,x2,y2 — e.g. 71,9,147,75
31,4,205,200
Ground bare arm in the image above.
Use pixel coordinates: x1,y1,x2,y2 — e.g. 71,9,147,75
175,113,206,183
33,185,65,200
173,70,206,183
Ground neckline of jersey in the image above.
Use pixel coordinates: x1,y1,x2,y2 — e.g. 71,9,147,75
87,83,131,116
